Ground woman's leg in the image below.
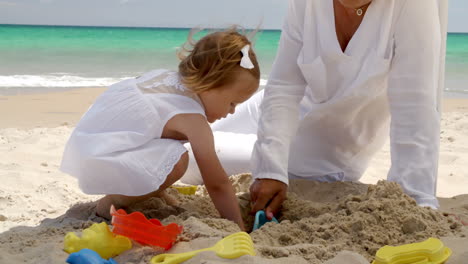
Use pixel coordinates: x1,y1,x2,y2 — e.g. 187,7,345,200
181,90,264,185
96,152,189,219
288,171,345,182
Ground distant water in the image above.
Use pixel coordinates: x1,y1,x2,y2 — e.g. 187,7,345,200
444,33,468,96
0,24,467,96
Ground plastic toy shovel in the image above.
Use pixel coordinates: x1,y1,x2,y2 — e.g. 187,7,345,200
170,185,197,195
151,232,255,264
372,237,452,264
66,249,117,264
252,210,278,231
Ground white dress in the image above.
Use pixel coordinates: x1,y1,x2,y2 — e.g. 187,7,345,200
60,70,206,196
182,0,448,209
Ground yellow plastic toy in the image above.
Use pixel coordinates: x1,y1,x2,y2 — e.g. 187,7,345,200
372,237,452,264
64,222,132,259
170,185,197,195
151,232,255,264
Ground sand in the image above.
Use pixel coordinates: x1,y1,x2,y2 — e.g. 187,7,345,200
0,88,467,264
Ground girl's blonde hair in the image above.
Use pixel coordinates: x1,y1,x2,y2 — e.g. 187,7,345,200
178,26,260,93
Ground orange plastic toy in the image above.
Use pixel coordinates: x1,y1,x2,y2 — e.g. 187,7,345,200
110,206,183,250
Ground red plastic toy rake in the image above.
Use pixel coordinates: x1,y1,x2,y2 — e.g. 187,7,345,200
110,206,183,250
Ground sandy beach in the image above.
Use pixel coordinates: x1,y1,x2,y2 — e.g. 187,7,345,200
0,88,467,264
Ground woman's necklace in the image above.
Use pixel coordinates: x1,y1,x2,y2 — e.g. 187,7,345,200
354,2,371,16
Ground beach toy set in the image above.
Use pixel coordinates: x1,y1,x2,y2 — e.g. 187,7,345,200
63,210,256,264
62,186,267,264
63,207,183,264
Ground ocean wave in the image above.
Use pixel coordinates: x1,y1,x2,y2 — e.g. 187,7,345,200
3,75,463,94
445,88,468,94
0,74,269,88
0,75,131,88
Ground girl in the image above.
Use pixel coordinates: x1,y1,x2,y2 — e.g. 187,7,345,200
60,28,260,230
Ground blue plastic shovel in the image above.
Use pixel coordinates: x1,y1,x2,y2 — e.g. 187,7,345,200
66,249,118,264
252,210,279,231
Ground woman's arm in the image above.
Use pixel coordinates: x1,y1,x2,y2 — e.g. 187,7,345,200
167,114,245,230
250,0,308,216
387,0,443,208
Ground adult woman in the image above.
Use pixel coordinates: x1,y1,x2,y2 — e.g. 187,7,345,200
181,0,448,218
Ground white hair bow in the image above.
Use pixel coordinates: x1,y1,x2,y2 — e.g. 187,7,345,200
240,45,255,69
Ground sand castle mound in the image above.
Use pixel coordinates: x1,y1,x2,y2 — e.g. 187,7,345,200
127,173,463,263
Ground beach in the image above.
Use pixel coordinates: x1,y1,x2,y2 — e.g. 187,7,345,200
0,87,467,263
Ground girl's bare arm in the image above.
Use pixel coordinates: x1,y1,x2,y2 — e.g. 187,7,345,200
164,114,245,230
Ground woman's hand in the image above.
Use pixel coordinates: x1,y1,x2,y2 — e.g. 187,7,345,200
250,178,287,220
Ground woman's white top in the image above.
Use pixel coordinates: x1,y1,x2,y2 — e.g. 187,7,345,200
60,70,206,196
252,0,444,208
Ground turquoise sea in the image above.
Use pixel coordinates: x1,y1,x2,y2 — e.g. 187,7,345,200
0,24,467,96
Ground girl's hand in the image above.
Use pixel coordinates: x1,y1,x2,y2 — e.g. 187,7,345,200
164,113,245,230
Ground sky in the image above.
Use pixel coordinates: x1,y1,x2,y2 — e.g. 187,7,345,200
0,0,467,32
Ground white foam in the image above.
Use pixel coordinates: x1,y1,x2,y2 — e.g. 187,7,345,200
445,88,468,94
0,75,131,88
0,75,270,89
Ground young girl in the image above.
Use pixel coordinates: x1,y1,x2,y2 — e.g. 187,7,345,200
60,28,260,230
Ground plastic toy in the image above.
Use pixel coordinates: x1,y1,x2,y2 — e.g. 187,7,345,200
252,210,279,231
372,237,452,264
64,222,132,259
170,185,197,195
110,206,183,250
151,232,255,264
66,249,118,264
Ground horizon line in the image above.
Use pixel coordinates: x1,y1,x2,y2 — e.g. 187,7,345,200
0,23,283,32
2,23,467,34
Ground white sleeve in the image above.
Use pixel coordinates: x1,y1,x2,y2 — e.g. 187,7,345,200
251,0,307,185
386,0,443,208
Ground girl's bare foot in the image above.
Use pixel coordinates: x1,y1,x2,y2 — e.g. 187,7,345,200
159,190,180,206
96,195,127,220
96,190,178,220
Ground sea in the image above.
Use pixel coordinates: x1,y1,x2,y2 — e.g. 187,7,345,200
0,24,467,96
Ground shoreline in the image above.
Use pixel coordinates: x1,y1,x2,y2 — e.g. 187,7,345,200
1,87,467,129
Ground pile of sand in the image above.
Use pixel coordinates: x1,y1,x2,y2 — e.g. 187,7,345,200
253,180,462,261
159,174,465,262
0,173,466,264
